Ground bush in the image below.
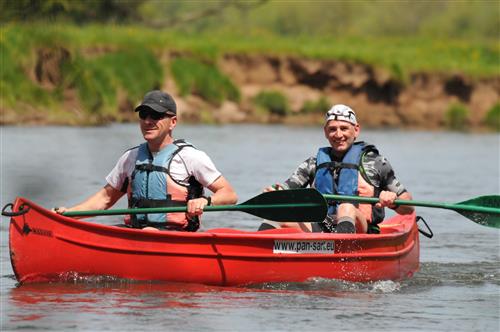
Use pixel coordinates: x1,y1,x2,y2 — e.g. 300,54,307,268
484,103,500,131
300,96,330,114
445,103,469,130
65,49,163,115
253,91,290,116
0,28,56,109
170,57,240,105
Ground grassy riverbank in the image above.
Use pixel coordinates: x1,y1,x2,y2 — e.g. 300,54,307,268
1,23,499,127
5,23,499,73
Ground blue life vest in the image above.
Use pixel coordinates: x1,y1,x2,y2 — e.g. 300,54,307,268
129,140,202,229
314,142,385,233
315,142,373,216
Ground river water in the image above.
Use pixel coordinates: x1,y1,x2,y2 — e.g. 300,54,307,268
1,124,499,331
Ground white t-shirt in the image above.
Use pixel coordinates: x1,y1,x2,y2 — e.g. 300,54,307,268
106,144,222,192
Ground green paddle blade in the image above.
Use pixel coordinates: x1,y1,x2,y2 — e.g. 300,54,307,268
457,195,500,228
239,188,327,223
323,193,500,229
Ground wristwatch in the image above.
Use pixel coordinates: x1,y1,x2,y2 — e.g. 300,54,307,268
202,196,212,206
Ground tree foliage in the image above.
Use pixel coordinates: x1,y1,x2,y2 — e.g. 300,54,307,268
2,0,497,40
1,0,145,23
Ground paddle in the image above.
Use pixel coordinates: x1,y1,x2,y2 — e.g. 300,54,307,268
323,194,500,228
63,188,328,223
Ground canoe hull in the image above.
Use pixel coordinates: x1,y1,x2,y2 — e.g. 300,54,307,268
8,198,419,286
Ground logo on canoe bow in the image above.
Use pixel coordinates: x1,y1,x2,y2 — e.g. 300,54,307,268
273,240,335,254
22,223,53,237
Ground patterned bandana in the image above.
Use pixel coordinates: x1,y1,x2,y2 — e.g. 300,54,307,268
325,104,357,125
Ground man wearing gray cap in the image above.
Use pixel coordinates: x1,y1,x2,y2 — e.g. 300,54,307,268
262,104,413,234
56,90,238,231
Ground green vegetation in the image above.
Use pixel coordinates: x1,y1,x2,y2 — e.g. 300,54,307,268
445,103,470,131
254,91,290,117
484,103,500,131
68,49,162,116
0,24,163,118
1,0,145,23
2,24,496,112
170,58,240,105
300,97,331,114
0,1,498,126
3,1,497,41
0,25,61,109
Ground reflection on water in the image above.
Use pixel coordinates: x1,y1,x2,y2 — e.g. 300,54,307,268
6,278,404,329
5,262,498,331
7,279,379,331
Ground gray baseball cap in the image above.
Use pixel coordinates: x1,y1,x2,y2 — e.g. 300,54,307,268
135,90,177,115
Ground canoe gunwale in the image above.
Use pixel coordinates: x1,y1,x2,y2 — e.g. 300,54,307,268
12,197,414,242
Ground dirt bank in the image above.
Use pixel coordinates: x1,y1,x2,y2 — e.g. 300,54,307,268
210,54,499,129
4,49,500,129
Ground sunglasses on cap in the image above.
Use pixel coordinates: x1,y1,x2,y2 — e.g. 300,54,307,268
138,109,170,120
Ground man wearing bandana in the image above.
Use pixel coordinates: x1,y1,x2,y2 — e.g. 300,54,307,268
262,104,414,234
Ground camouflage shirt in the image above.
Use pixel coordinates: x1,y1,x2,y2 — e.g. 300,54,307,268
281,149,407,196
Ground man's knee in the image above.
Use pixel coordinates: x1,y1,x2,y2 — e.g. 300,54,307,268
337,203,357,217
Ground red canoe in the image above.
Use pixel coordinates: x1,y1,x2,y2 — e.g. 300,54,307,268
7,197,419,286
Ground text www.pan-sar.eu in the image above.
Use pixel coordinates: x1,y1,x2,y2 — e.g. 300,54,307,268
273,240,335,254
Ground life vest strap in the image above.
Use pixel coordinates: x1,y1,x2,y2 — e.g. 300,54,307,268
317,161,359,171
130,198,186,209
135,163,169,174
